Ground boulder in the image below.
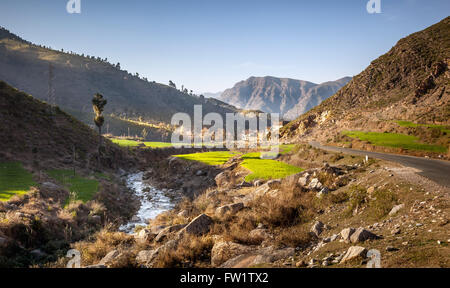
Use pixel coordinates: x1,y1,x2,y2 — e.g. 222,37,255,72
41,182,61,190
249,228,271,241
310,221,324,237
211,241,253,266
350,227,379,243
134,229,155,244
389,204,405,216
180,214,213,236
308,178,323,190
136,250,158,266
99,250,122,267
340,246,367,264
154,224,187,242
214,172,228,187
340,227,356,243
215,203,244,217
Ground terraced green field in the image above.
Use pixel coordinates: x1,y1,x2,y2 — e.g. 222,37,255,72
47,169,99,204
110,138,176,148
343,131,447,153
0,162,36,201
395,121,450,134
174,151,237,166
174,150,303,181
241,152,303,181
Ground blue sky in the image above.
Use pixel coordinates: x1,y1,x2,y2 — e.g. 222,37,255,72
0,0,449,93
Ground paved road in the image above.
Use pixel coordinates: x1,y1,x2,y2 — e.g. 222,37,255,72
310,141,450,188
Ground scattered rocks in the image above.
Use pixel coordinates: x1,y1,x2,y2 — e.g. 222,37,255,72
389,204,405,216
340,246,367,264
308,178,323,190
215,203,244,217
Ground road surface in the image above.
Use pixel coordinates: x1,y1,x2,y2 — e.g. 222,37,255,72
310,141,450,188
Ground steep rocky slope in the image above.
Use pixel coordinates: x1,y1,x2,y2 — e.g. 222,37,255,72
220,76,351,120
0,27,240,138
281,17,450,149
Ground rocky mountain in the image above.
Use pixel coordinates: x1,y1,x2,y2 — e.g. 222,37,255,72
281,17,450,147
219,76,351,120
0,27,240,139
0,80,131,170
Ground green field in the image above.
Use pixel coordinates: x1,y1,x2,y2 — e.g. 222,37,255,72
0,162,36,202
47,169,99,204
174,151,303,181
110,138,176,148
396,121,450,134
174,151,236,166
343,131,448,153
241,152,303,181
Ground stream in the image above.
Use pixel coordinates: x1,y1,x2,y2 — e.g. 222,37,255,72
119,172,179,233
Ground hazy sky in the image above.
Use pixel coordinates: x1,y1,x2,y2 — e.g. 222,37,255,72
0,0,449,93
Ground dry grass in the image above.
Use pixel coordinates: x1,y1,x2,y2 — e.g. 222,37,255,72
153,235,214,268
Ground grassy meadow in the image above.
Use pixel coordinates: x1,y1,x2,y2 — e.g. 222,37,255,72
47,169,99,204
343,131,448,153
0,162,36,201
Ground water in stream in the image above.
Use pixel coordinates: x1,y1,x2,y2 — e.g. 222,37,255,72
119,172,178,233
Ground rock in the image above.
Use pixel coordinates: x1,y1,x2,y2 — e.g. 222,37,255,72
214,172,228,187
99,250,121,266
178,210,189,218
391,228,401,235
180,214,213,236
340,227,356,243
90,215,102,225
322,260,329,267
310,221,324,237
340,246,367,264
308,178,322,190
196,170,207,176
252,247,295,265
154,224,186,242
30,249,47,258
350,227,379,243
84,264,107,268
254,180,264,187
136,250,158,266
211,241,253,266
134,229,155,244
316,187,329,197
389,204,405,216
386,246,399,252
296,260,307,268
249,228,271,240
41,182,61,190
215,203,244,217
298,173,310,186
266,179,281,189
330,234,340,242
367,186,375,195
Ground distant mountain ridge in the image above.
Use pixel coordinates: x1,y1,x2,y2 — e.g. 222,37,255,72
219,76,351,120
0,27,241,139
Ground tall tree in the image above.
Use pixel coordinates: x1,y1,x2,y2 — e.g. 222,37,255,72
92,93,107,147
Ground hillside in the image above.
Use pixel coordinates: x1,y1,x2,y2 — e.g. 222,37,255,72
219,76,351,120
0,27,240,140
281,17,450,156
0,80,130,171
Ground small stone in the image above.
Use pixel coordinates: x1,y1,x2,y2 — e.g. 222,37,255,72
391,228,401,235
389,204,405,216
310,221,324,237
386,246,399,252
402,241,408,246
